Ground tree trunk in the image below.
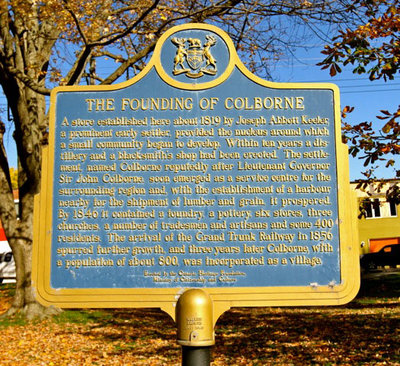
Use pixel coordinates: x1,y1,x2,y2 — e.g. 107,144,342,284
7,236,44,319
0,78,59,319
0,2,60,318
1,166,59,319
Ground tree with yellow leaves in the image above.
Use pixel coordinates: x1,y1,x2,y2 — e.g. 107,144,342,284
9,168,17,190
0,0,366,318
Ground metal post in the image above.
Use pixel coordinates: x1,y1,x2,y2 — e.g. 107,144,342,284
182,346,211,366
176,289,214,366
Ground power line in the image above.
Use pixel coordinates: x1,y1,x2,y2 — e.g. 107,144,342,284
341,88,400,94
339,83,400,88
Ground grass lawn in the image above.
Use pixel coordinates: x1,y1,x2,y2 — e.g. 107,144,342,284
0,271,399,365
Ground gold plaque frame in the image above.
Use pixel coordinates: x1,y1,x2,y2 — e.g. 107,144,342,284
33,23,360,323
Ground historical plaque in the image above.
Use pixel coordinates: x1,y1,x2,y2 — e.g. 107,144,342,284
33,23,359,320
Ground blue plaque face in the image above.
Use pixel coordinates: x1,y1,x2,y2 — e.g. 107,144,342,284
33,23,359,312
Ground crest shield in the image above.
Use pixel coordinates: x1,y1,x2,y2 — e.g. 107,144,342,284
187,48,204,70
171,34,217,78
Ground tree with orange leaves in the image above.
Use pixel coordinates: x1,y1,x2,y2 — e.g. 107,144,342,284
319,0,400,195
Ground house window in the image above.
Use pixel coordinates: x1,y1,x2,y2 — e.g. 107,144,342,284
389,200,397,216
362,198,398,218
364,199,381,218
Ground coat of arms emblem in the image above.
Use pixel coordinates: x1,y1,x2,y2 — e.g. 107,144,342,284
171,35,217,78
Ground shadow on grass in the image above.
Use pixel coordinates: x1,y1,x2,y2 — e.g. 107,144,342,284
215,303,400,365
48,271,400,365
211,271,400,364
1,271,399,364
358,270,400,299
55,307,180,360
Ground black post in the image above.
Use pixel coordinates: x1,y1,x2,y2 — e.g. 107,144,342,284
182,346,211,366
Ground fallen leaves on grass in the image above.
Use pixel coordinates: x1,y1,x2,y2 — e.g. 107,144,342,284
214,303,400,365
0,286,399,365
0,306,180,366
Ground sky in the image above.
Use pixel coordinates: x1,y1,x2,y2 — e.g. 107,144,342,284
1,41,399,182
